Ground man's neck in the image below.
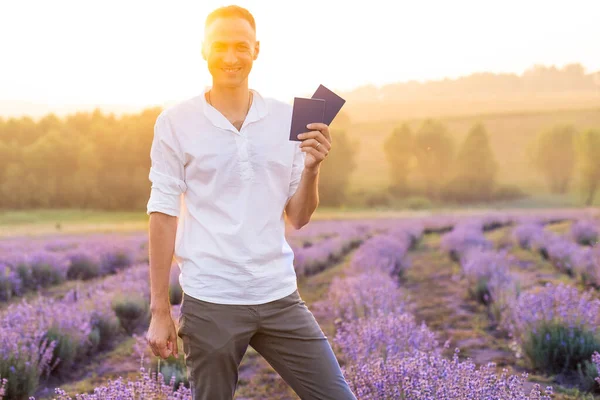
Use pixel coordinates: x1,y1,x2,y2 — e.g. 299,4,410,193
207,83,251,117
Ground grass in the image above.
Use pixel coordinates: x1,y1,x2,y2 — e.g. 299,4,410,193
2,206,598,239
0,209,147,225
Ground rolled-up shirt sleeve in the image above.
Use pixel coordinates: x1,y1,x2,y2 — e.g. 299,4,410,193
146,112,187,217
287,142,306,200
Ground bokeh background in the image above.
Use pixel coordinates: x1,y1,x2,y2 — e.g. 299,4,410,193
1,1,600,399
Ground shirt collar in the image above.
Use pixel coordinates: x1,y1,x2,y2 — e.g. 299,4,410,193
200,86,268,134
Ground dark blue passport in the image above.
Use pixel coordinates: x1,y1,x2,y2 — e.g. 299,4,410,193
311,84,346,125
289,97,326,141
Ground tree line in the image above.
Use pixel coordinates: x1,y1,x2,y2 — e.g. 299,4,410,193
0,108,357,210
0,109,160,210
375,120,600,206
528,124,600,205
1,108,598,211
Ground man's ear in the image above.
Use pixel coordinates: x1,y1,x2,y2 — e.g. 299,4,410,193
201,40,207,60
253,40,260,60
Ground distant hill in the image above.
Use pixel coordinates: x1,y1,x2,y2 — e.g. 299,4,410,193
337,64,600,122
3,63,599,122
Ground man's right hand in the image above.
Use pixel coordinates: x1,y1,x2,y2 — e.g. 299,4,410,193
146,310,179,359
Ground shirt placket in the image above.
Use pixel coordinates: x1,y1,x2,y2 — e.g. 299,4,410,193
237,130,253,181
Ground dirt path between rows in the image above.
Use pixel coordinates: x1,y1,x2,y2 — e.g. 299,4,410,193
402,234,514,366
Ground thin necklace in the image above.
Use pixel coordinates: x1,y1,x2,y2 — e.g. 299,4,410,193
208,89,253,119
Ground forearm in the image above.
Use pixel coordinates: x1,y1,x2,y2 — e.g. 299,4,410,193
285,166,320,229
148,212,178,315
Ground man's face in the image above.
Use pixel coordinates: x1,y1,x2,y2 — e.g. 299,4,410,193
202,17,259,88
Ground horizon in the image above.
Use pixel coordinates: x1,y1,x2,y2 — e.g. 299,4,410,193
2,0,600,119
2,62,599,120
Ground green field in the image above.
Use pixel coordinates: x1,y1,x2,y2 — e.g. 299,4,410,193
2,206,598,238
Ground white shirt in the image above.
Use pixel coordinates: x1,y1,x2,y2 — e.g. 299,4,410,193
146,86,306,305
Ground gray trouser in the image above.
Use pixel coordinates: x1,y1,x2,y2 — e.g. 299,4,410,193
177,289,357,400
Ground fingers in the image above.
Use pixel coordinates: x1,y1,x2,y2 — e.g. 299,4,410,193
147,337,169,358
299,138,324,150
300,138,330,157
146,333,157,356
301,145,328,161
170,328,179,358
298,132,331,151
146,330,179,359
306,123,332,143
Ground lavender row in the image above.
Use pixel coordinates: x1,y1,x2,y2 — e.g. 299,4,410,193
290,220,425,277
442,222,600,390
319,225,419,323
456,220,600,387
440,218,531,326
512,221,600,288
50,368,192,400
570,219,599,246
2,211,596,399
291,225,369,276
0,263,151,399
440,219,495,262
285,207,594,247
322,223,554,399
0,233,148,302
501,282,600,388
449,228,597,383
437,212,578,264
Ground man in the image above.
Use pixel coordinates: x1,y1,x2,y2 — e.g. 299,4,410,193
144,5,357,400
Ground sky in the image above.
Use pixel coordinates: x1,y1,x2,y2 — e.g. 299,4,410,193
1,0,599,116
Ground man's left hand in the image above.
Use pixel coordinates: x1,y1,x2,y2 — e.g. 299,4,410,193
297,123,332,171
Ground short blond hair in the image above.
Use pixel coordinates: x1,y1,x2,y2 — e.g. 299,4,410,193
205,5,256,33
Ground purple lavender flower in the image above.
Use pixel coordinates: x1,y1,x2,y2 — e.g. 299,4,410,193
571,246,600,288
324,222,557,398
0,232,147,303
542,234,581,276
512,223,545,249
52,365,192,399
321,272,407,321
0,263,150,398
503,282,600,340
571,219,599,246
291,224,368,276
349,233,412,277
335,312,439,365
592,351,600,386
440,222,493,262
0,377,6,399
343,347,553,400
460,248,519,321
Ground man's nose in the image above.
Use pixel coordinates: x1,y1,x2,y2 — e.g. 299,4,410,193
224,47,237,64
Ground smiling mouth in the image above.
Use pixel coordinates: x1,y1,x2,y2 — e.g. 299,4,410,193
222,68,241,73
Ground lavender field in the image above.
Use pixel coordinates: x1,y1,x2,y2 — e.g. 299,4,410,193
1,209,600,399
